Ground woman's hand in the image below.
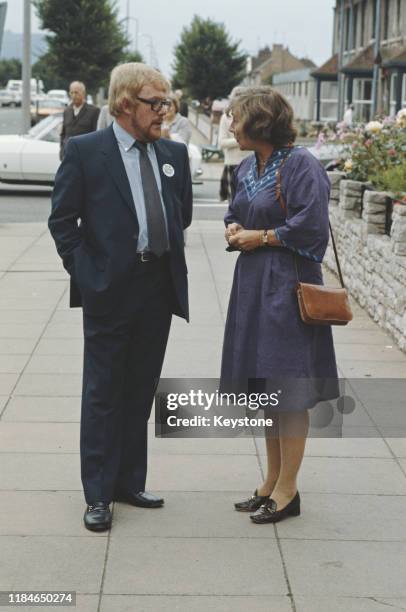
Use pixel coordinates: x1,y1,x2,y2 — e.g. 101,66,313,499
225,223,243,243
228,229,262,252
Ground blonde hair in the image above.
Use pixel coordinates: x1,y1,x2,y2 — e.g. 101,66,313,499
108,63,169,117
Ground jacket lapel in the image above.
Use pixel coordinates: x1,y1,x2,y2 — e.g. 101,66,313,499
101,124,138,221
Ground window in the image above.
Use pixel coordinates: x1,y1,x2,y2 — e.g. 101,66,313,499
383,0,390,40
316,81,339,121
390,72,398,116
305,81,308,96
298,82,302,96
372,0,377,40
353,3,359,47
293,83,296,95
360,0,367,46
345,7,351,50
397,0,402,36
353,78,372,122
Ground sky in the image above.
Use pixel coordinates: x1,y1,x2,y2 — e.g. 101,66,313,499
4,0,336,76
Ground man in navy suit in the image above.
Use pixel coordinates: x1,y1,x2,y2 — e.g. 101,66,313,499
49,63,192,531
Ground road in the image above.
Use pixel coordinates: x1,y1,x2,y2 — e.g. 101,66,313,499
0,106,227,223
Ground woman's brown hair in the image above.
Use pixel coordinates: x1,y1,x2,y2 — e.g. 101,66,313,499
228,86,297,148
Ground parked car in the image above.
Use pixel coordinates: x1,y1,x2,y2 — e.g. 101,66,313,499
0,89,20,107
0,114,203,185
30,98,67,126
46,89,69,105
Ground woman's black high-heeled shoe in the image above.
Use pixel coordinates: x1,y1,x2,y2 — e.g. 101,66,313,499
250,491,300,524
234,489,270,512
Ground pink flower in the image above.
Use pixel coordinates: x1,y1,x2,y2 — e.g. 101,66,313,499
388,148,396,157
365,139,372,147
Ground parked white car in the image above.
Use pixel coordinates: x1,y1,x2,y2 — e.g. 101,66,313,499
0,113,203,185
46,89,69,105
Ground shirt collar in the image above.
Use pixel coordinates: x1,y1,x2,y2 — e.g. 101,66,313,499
113,120,154,154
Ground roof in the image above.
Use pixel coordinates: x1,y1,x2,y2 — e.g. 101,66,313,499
382,45,406,67
341,45,374,75
311,54,338,78
273,68,313,84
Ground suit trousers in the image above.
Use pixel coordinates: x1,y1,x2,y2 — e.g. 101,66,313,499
80,255,173,504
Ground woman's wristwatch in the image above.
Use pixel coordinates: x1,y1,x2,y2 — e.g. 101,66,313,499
262,229,269,246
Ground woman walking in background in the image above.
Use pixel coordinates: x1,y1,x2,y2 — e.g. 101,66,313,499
218,87,250,202
221,87,338,524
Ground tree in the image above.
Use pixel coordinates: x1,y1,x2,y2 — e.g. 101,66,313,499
33,0,128,93
32,53,66,91
172,16,247,101
0,59,22,87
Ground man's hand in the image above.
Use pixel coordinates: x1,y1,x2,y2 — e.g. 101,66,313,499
228,229,261,252
225,223,243,243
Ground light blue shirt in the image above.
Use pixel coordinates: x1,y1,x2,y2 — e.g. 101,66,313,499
112,120,168,252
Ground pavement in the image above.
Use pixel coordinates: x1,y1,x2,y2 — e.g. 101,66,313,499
0,217,406,612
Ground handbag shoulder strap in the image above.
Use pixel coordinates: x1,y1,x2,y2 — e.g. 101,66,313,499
275,153,346,289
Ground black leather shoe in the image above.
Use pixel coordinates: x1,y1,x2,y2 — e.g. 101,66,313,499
113,490,164,508
234,489,270,512
83,502,112,532
250,491,300,524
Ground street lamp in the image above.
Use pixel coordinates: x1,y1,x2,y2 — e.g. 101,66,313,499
139,33,158,69
123,16,139,53
21,0,31,133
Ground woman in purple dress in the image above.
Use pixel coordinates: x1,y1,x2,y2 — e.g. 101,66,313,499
221,87,338,525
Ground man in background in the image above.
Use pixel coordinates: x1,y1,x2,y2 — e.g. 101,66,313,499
60,81,100,159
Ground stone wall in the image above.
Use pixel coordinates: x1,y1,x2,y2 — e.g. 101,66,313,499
325,172,406,351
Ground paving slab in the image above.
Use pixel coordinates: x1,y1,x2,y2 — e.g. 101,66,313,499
103,538,286,595
0,453,81,490
111,491,275,539
2,396,80,422
291,456,406,495
294,596,406,612
0,535,106,592
276,492,406,541
386,438,406,457
0,491,105,537
25,355,83,375
0,354,30,373
0,338,39,354
14,373,82,396
34,338,83,355
100,595,291,612
14,595,99,612
149,428,256,455
256,437,393,458
282,540,406,597
0,372,19,394
147,454,261,492
0,422,79,452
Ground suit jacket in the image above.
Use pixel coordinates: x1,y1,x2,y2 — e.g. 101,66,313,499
49,124,193,319
60,103,100,159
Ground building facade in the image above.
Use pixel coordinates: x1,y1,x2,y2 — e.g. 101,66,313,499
312,0,406,122
243,44,312,87
272,68,316,121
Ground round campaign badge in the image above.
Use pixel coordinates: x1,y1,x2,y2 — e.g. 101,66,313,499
163,163,175,177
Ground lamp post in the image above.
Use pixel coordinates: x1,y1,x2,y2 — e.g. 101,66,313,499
123,16,139,54
139,33,158,68
21,0,31,133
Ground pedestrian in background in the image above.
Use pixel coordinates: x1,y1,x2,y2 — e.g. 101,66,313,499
161,93,192,145
175,89,189,118
49,63,192,532
97,104,113,130
343,103,354,127
60,81,100,160
218,86,250,202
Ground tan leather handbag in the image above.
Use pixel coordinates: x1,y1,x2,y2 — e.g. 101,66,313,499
275,156,353,326
295,223,353,326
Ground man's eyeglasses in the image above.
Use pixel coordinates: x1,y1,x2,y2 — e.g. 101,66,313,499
136,96,172,112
